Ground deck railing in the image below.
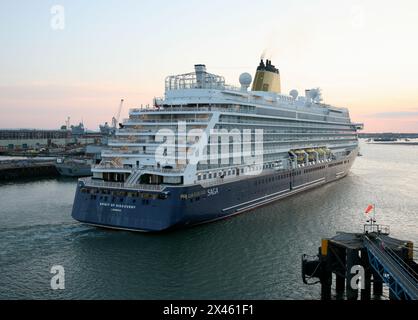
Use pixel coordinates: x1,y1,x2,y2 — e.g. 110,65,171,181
130,106,256,115
79,177,165,191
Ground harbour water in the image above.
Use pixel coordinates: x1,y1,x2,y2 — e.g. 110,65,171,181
0,141,417,299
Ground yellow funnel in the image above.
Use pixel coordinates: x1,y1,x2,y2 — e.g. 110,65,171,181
252,59,281,93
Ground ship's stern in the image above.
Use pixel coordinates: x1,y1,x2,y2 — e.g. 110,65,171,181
71,180,182,232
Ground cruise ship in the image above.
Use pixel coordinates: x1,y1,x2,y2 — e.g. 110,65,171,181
71,59,363,232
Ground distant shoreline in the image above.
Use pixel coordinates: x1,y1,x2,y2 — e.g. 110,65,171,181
367,142,418,146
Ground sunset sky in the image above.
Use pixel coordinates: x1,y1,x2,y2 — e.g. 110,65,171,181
1,0,417,132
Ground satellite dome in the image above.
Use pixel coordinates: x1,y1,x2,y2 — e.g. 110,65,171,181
239,73,252,87
289,89,299,100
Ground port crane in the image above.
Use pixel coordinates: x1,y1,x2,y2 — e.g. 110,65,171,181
111,99,124,129
65,116,71,130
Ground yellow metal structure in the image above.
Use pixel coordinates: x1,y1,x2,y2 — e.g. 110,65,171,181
321,239,329,256
252,70,281,93
407,241,414,260
252,59,281,93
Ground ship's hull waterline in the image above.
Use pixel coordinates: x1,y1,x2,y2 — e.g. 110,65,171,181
71,149,357,232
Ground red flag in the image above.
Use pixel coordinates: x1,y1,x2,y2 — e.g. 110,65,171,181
365,205,374,214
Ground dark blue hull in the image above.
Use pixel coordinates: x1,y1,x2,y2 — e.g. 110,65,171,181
71,151,357,232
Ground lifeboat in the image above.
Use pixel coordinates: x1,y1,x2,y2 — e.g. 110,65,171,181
305,149,317,161
292,150,306,163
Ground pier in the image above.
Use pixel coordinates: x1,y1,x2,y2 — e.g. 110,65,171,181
302,224,418,300
0,159,59,181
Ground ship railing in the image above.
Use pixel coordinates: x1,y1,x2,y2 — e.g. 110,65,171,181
142,166,185,174
130,106,256,115
157,93,294,107
92,162,185,174
364,224,390,235
123,119,210,124
79,177,166,191
108,138,150,145
223,85,242,91
101,149,153,156
92,163,131,170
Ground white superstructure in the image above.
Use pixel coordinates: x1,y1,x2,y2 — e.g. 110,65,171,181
92,61,362,187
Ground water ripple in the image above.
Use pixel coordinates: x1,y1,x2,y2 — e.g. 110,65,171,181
0,142,417,299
